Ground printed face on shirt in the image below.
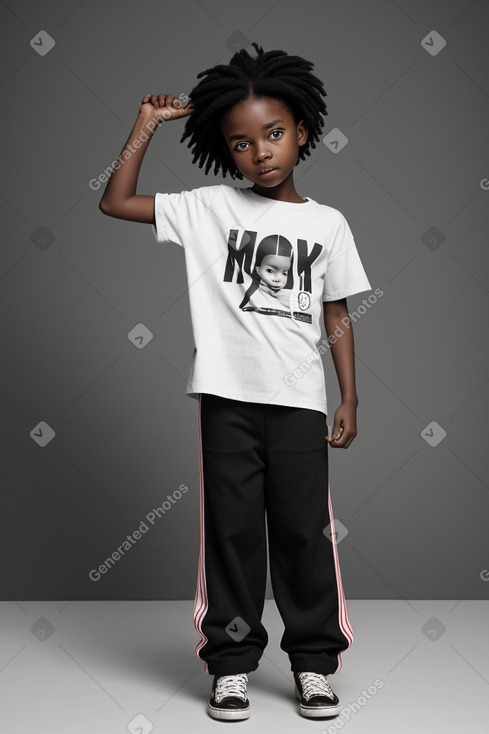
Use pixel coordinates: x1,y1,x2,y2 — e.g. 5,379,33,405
256,254,290,295
219,95,308,194
224,228,322,323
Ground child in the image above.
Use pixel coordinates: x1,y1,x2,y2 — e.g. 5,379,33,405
99,42,372,722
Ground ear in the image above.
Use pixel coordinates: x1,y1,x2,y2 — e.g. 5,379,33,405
297,120,308,147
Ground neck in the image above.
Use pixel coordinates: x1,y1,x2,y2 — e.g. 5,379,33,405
251,173,305,204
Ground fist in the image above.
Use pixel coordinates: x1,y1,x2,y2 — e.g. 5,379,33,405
140,94,195,123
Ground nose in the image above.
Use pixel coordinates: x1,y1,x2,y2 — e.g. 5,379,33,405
255,143,271,162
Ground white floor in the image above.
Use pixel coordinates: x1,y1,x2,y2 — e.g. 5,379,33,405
0,599,487,733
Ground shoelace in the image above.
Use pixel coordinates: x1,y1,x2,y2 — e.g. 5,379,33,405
298,672,335,701
214,673,248,703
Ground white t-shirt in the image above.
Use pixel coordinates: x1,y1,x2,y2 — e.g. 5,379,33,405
152,184,371,416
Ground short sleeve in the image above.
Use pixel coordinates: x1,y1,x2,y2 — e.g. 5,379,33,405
152,190,195,248
323,213,372,301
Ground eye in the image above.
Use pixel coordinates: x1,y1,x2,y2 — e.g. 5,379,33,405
234,141,249,151
269,129,283,139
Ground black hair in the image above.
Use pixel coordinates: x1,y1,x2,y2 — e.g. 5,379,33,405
180,42,327,179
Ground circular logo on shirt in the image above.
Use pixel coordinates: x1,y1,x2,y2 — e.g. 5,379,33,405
298,291,311,311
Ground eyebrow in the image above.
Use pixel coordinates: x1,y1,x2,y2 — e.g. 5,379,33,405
228,119,284,142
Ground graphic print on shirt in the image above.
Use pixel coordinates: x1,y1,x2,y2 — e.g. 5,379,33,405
223,228,322,325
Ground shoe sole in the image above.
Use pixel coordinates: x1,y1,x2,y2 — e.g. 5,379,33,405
295,686,341,718
208,703,250,721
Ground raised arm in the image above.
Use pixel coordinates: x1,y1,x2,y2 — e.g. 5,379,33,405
98,94,194,224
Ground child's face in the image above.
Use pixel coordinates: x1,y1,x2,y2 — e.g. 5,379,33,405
256,254,290,292
219,96,308,189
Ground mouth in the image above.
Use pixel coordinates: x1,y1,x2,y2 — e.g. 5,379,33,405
258,167,277,177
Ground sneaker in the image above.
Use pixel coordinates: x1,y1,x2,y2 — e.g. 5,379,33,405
294,671,341,718
207,673,250,721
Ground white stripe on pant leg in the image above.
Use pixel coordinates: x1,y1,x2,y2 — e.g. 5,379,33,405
193,393,209,674
327,484,354,673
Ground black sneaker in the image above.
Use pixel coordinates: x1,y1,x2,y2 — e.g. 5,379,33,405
208,673,250,721
294,671,341,718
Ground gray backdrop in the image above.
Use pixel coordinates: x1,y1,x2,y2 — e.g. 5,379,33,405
1,0,488,601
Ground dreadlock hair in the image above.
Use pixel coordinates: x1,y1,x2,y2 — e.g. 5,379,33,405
180,42,327,180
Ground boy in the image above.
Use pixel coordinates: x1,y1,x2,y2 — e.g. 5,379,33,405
99,43,371,722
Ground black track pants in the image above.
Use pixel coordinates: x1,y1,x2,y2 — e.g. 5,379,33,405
193,393,353,676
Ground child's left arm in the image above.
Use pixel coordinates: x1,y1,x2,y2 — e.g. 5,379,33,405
323,298,359,449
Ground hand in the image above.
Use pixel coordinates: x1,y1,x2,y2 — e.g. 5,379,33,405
325,402,358,449
139,94,195,124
